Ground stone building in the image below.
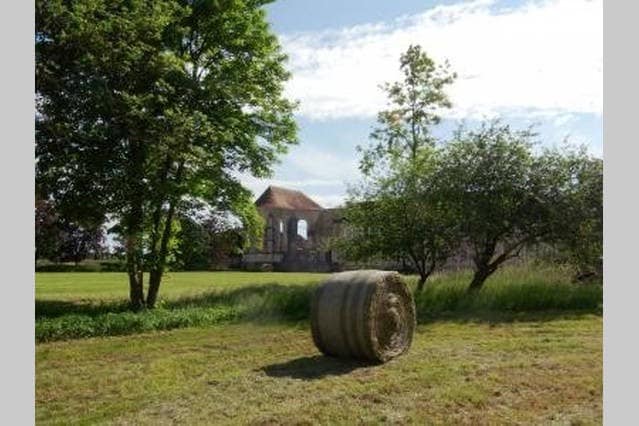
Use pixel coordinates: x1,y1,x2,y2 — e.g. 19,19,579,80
242,186,343,271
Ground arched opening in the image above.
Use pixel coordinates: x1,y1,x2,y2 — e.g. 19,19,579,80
297,219,308,240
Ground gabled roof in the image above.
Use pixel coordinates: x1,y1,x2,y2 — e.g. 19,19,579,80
255,186,323,211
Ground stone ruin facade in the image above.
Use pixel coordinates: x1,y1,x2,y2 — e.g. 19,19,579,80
242,186,344,272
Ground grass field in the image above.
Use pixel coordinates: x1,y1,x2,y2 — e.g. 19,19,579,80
35,271,328,301
36,266,602,424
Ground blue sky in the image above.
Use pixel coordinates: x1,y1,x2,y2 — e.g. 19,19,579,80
241,0,603,207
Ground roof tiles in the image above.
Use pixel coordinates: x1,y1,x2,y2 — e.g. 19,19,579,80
255,186,323,211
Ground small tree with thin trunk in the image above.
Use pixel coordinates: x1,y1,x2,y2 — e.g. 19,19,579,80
359,44,456,173
340,45,458,290
340,149,460,290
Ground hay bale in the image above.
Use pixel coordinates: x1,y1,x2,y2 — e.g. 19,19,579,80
310,270,416,363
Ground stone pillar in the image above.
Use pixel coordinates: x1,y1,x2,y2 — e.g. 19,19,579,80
287,216,298,258
265,215,274,253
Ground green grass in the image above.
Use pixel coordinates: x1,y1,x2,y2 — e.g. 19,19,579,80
36,315,602,424
36,271,327,301
35,266,602,342
416,264,602,317
36,265,602,423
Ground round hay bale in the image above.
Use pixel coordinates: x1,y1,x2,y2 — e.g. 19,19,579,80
310,270,416,363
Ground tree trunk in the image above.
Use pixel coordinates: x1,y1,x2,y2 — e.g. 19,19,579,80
129,272,145,309
468,239,527,293
126,240,145,310
467,267,492,293
146,270,162,308
126,210,145,309
414,260,436,292
146,162,183,308
416,275,427,292
125,203,145,309
125,139,148,310
147,200,177,308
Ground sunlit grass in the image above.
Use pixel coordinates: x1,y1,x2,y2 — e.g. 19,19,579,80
36,316,602,424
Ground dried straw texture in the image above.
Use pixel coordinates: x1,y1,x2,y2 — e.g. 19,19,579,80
311,270,416,363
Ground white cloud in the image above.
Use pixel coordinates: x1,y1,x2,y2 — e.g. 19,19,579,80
307,193,347,209
284,144,360,182
280,0,602,120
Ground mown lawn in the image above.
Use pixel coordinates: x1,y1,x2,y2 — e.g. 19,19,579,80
36,271,327,301
35,267,602,424
37,315,602,424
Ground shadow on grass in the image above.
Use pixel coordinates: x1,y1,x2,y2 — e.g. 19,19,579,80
35,299,131,319
36,283,315,320
260,355,372,380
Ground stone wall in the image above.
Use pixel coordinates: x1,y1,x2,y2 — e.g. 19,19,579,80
241,206,343,271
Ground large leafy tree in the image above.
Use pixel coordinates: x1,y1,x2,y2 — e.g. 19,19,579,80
341,45,459,290
36,0,297,308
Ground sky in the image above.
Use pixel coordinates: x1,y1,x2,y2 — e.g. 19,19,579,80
240,0,603,208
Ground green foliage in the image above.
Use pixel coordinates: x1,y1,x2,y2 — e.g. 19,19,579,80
36,0,297,306
438,121,596,290
35,259,128,272
232,195,265,250
359,44,456,174
35,199,105,263
340,148,461,288
342,45,459,288
171,212,252,271
551,155,603,278
172,215,212,270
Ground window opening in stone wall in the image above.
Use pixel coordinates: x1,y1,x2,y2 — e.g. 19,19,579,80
297,219,308,240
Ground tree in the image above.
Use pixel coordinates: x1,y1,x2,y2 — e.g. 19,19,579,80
341,45,458,290
36,0,296,309
172,215,211,270
35,198,60,262
35,198,105,263
359,44,456,174
568,156,603,280
341,150,460,290
548,153,603,280
201,215,246,268
439,121,586,292
172,212,245,270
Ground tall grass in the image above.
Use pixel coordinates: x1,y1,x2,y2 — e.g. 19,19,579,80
413,263,602,318
36,264,601,342
36,284,313,342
